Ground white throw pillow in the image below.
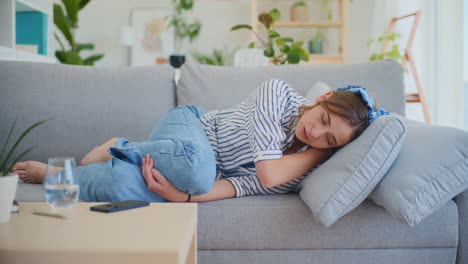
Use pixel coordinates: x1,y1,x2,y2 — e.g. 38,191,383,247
305,81,332,103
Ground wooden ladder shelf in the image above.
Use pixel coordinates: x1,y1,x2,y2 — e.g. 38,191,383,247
383,10,431,124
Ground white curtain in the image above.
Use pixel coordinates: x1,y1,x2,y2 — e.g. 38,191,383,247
433,0,464,128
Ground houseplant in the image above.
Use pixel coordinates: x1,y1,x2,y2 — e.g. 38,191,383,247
368,30,403,61
191,47,236,66
308,29,327,54
0,116,46,223
231,8,309,65
54,0,104,65
166,0,202,68
290,1,309,22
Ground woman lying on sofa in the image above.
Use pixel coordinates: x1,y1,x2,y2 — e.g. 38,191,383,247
12,79,389,203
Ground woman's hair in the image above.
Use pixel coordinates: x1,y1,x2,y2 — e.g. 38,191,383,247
298,90,372,145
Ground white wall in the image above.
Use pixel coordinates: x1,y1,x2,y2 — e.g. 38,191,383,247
54,0,374,67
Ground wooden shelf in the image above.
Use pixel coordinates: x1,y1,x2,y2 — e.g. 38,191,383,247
275,21,342,27
250,0,349,65
303,54,344,65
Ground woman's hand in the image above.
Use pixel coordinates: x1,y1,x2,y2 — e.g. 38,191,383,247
141,154,188,202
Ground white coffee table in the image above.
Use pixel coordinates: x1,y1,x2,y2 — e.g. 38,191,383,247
0,202,197,264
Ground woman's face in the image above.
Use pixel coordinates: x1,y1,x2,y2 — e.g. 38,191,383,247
295,93,355,149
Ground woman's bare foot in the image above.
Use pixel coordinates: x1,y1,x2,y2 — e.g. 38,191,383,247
11,161,48,183
80,137,119,166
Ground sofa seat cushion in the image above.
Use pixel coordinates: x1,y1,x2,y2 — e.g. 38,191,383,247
198,194,458,250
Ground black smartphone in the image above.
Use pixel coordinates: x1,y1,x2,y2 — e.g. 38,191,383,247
90,200,150,213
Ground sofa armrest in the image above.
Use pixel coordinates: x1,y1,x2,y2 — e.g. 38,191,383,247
456,188,468,264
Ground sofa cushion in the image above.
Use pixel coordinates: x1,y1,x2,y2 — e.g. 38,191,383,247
369,119,468,226
0,61,176,164
197,194,458,250
177,59,405,116
297,115,406,227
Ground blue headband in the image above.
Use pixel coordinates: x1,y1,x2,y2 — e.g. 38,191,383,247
335,85,390,124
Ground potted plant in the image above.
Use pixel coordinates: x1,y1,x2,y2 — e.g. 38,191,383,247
191,47,237,66
166,0,202,68
290,1,309,22
368,30,403,61
54,0,104,65
322,0,333,21
231,8,309,65
0,116,46,223
308,29,327,54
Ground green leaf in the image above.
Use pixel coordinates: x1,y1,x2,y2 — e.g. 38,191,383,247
231,24,252,31
55,33,66,51
187,23,201,42
299,47,309,61
278,37,294,43
76,43,94,53
4,147,34,175
269,8,281,23
180,0,194,10
55,50,66,63
62,0,81,27
292,1,306,7
280,45,290,54
268,30,280,39
258,13,273,29
369,53,378,61
287,51,300,64
83,54,104,65
291,41,304,49
275,38,286,46
62,51,84,65
0,119,48,174
327,9,333,21
264,46,275,57
0,114,18,170
54,4,75,47
367,39,373,47
248,42,256,48
79,0,90,10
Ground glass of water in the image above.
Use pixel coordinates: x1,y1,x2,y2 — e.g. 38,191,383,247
44,157,80,209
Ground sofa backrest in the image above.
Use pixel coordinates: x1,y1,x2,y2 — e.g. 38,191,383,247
0,61,175,163
177,59,406,116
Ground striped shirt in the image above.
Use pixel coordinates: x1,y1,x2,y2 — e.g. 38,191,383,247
199,79,318,198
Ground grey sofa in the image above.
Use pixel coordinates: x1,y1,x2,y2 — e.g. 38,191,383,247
0,60,465,264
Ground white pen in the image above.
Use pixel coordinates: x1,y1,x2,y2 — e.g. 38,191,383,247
32,210,69,219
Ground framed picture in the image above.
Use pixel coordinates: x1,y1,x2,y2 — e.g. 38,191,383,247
131,8,174,66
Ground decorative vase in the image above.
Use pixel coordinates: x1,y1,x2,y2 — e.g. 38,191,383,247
0,174,18,224
290,6,309,22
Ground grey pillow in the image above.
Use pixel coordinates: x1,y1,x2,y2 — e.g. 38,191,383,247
297,115,406,227
369,119,468,227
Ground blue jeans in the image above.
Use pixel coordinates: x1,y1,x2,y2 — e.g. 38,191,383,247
77,106,217,202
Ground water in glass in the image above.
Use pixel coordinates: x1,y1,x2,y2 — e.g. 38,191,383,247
44,157,79,208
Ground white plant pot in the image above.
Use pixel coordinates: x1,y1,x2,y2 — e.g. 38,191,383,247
0,174,18,224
